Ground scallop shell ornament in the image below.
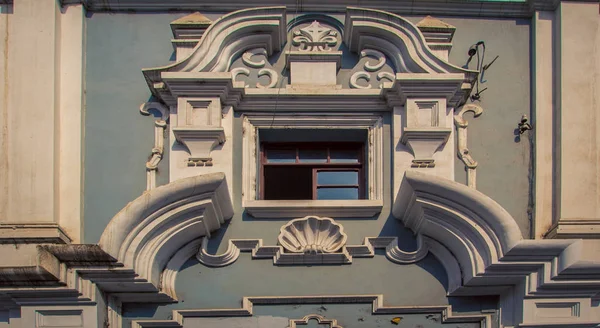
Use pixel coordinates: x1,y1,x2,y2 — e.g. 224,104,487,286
278,216,347,254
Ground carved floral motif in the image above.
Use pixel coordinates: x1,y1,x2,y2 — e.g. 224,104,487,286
292,21,338,52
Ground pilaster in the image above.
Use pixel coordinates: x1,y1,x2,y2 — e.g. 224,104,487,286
546,1,600,238
532,10,556,239
0,0,86,243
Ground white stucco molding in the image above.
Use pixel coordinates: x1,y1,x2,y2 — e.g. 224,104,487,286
393,171,600,299
241,113,384,218
143,6,477,110
98,172,233,288
143,6,286,101
131,295,491,328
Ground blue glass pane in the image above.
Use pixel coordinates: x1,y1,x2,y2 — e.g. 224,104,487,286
317,171,358,185
317,187,359,200
266,149,295,163
298,149,327,163
330,149,359,163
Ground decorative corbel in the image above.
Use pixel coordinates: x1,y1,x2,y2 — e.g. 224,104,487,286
172,98,226,167
454,103,483,188
140,102,170,190
401,99,451,168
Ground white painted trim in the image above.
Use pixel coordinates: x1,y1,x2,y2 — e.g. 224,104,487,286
98,172,233,287
196,229,428,267
454,103,483,188
58,4,86,243
241,113,384,214
132,295,491,328
533,11,555,239
244,200,384,218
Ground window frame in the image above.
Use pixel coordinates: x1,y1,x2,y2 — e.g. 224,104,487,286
260,142,365,200
241,113,384,218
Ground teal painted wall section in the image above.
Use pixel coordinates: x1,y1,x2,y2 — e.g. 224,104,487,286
84,13,182,243
82,11,525,326
439,17,532,238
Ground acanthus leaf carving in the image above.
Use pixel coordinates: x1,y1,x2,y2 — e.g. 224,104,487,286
292,21,338,52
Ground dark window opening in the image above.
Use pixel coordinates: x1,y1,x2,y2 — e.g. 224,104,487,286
260,143,364,200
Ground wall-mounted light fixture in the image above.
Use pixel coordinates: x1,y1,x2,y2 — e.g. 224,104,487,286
518,114,533,134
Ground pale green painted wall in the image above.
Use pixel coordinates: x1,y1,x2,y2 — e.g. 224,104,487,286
84,10,528,326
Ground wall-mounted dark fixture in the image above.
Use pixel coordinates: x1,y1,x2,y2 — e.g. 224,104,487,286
518,115,533,134
465,41,499,103
466,41,484,66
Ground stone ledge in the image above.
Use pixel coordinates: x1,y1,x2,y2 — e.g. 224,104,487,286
0,223,72,244
544,219,600,239
244,200,383,218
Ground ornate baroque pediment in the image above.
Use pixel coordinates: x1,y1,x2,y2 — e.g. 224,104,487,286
142,7,477,110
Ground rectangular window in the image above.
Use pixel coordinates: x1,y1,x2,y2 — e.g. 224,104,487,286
261,143,364,200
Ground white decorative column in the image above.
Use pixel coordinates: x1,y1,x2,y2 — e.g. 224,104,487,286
532,10,556,238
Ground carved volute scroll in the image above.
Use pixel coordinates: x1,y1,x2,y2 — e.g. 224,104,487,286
454,103,484,188
139,102,170,190
231,48,279,89
349,49,395,89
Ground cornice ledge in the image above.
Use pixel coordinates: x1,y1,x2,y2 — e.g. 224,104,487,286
0,223,72,244
62,1,597,18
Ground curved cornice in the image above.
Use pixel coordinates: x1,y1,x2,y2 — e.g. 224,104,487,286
142,6,286,89
394,170,522,283
394,171,600,298
344,7,477,79
98,172,233,287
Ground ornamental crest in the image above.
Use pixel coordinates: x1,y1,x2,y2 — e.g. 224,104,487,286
292,21,338,52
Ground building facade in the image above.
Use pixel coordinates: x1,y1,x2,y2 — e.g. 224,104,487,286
1,0,600,327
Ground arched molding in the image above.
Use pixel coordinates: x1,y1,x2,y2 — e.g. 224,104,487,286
98,172,233,288
143,7,286,84
344,7,475,77
393,171,600,300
